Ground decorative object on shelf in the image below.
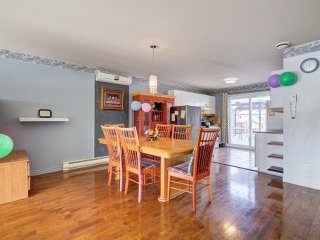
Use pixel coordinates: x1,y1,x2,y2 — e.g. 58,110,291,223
0,134,14,158
267,74,280,88
131,101,142,111
38,109,52,118
145,129,159,141
300,58,319,73
100,88,124,111
142,103,151,112
149,45,158,95
279,72,297,87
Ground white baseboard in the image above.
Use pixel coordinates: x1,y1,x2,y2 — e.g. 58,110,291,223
30,156,109,176
63,156,109,171
31,166,62,176
283,176,320,190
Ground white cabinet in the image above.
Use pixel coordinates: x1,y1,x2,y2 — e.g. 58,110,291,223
168,90,215,114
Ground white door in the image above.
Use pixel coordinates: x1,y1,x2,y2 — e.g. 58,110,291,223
228,91,270,148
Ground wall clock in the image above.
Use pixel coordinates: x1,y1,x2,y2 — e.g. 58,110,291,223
300,58,319,73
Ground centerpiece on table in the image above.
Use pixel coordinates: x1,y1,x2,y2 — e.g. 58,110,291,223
145,128,159,141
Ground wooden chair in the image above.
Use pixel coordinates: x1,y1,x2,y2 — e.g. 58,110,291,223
116,127,160,202
101,125,124,191
103,123,125,127
155,124,172,138
172,124,193,140
167,128,219,212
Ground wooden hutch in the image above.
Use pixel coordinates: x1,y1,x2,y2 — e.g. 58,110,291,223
132,92,175,136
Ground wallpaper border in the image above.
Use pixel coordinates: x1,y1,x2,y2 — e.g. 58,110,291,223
0,48,268,95
283,40,320,58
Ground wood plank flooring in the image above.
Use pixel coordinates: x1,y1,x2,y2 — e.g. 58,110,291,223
1,149,320,239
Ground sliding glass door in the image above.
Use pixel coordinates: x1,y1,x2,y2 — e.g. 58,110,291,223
229,91,270,148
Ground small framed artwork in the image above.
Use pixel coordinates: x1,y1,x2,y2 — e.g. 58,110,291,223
100,88,124,111
38,109,52,118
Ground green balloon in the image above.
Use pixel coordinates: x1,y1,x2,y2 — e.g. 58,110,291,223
0,134,14,158
279,72,297,86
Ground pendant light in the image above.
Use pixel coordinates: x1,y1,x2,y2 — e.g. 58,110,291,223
149,44,158,94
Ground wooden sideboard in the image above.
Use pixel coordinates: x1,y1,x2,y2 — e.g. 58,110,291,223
0,150,30,204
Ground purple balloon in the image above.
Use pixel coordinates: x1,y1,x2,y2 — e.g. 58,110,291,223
268,74,280,88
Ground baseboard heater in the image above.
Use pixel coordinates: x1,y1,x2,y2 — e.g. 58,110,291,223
63,156,109,171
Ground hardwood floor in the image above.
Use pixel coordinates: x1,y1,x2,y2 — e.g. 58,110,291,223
1,154,320,239
213,147,257,171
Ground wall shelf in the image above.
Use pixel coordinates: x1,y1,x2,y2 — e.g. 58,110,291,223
267,141,284,146
267,154,283,159
19,117,70,122
268,166,283,173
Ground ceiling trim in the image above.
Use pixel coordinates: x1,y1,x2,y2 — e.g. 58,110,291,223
284,40,320,58
0,48,268,95
210,82,269,95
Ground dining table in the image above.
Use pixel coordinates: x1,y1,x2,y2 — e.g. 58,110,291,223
98,136,195,202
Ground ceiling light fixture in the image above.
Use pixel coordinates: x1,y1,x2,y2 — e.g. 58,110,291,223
149,44,158,94
223,77,239,84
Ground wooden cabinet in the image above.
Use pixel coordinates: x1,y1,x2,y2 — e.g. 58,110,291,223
0,150,30,204
132,92,175,135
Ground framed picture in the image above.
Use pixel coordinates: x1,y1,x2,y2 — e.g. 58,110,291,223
100,88,124,111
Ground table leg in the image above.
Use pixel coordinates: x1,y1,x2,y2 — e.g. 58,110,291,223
158,157,168,202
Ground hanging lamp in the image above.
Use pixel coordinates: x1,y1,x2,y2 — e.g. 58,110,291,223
149,45,158,94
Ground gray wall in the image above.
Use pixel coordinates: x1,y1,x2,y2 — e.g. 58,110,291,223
95,81,129,157
0,58,95,175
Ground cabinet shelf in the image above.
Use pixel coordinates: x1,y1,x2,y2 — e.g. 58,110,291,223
267,141,283,146
267,154,283,159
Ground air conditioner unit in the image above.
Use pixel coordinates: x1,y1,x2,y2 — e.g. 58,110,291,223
95,70,132,86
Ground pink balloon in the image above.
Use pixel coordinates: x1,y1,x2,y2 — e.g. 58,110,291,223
142,103,151,112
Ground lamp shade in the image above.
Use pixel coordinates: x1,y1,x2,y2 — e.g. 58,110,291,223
149,75,158,87
149,74,158,94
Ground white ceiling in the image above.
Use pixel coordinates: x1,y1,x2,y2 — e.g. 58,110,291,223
0,0,319,89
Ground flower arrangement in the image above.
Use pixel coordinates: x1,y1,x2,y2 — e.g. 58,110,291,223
145,128,159,141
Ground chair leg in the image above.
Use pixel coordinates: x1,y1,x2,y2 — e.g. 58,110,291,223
192,181,197,212
167,174,171,202
119,166,123,192
108,165,113,186
143,174,146,185
124,171,129,194
207,176,212,203
138,174,142,203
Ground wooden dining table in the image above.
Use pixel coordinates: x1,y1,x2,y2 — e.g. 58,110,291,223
98,136,195,202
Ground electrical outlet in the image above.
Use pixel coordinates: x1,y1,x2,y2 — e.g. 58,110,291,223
303,164,309,172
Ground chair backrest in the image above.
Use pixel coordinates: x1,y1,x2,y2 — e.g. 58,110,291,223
193,128,219,176
155,124,172,138
103,123,125,128
116,127,141,171
172,125,193,140
101,125,122,164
